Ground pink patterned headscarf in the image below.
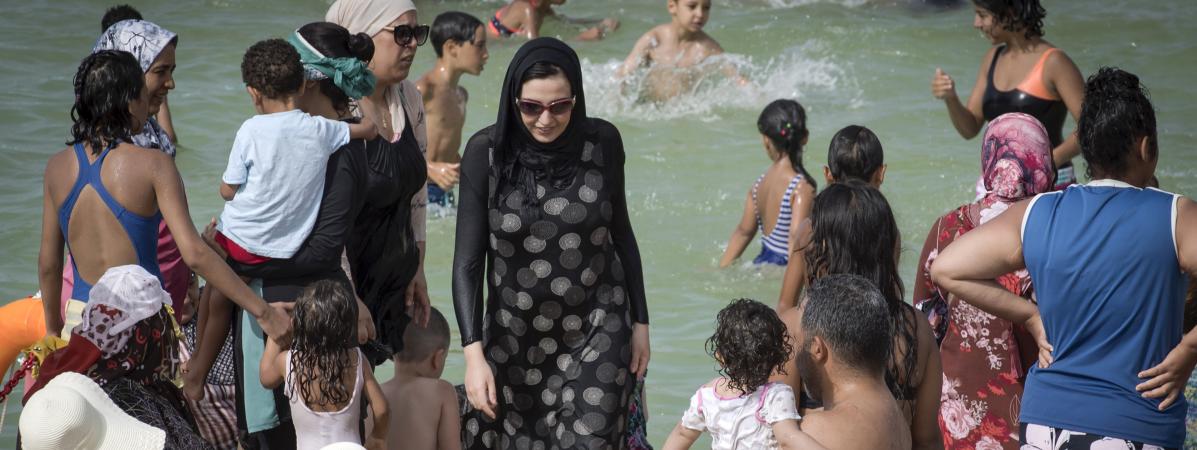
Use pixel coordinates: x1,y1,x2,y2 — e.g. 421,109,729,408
980,113,1056,211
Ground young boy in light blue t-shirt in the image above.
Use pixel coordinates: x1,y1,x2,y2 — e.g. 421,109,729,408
184,37,375,401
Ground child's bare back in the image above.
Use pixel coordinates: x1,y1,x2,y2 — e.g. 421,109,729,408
382,375,460,450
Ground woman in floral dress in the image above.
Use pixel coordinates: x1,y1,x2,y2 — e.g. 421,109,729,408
914,112,1056,450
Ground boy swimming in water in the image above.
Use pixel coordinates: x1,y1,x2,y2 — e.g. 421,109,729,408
488,0,619,41
417,12,489,212
617,0,734,100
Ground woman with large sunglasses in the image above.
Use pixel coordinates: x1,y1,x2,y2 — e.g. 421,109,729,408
453,37,651,449
325,0,433,353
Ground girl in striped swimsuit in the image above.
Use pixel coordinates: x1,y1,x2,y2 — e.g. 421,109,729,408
720,100,816,268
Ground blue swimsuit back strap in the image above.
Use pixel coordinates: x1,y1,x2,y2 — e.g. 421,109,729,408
58,142,164,301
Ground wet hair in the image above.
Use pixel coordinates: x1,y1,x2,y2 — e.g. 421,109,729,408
100,4,142,31
973,0,1046,39
241,39,304,100
431,11,484,57
297,22,375,114
705,298,793,395
289,279,359,408
1077,67,1157,180
397,307,450,363
827,125,884,183
801,274,892,375
758,99,816,190
802,180,918,403
68,50,143,155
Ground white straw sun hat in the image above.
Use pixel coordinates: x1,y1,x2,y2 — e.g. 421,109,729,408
19,372,166,450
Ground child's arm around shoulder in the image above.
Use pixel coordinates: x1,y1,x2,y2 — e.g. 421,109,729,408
773,419,829,450
348,114,377,141
259,335,287,389
436,379,463,450
363,361,390,450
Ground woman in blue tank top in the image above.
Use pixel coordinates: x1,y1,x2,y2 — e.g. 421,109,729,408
932,68,1197,449
37,51,291,344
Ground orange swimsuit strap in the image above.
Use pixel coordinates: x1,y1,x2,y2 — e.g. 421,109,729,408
1017,48,1059,101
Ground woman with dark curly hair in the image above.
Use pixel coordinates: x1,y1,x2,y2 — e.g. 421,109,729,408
931,0,1085,190
663,298,801,449
774,181,943,449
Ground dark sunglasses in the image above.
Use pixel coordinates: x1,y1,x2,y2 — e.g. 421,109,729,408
516,96,576,116
381,24,430,46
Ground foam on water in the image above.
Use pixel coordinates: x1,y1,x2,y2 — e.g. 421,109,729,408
582,41,862,122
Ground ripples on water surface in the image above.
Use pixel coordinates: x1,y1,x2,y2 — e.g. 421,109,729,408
2,0,1195,445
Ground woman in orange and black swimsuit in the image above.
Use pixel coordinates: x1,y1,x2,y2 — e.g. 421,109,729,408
932,0,1085,189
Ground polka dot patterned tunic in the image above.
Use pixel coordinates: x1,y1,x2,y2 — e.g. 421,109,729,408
453,120,649,449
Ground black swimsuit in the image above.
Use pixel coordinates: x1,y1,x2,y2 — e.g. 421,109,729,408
982,45,1074,182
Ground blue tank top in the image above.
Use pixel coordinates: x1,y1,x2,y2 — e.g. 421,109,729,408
59,142,163,301
1020,180,1186,447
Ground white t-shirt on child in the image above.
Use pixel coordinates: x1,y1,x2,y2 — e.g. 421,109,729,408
681,379,802,450
218,110,350,258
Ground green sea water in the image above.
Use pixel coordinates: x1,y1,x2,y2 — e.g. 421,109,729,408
2,0,1195,446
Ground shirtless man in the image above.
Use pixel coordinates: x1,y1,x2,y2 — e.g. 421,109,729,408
417,11,488,210
773,274,912,450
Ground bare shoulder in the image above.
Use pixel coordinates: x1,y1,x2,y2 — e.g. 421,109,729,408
416,72,435,98
700,32,725,55
44,146,74,176
435,379,458,404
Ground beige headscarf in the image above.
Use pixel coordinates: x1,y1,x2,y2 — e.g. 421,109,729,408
326,0,428,242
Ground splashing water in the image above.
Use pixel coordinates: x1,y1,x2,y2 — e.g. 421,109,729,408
582,41,863,122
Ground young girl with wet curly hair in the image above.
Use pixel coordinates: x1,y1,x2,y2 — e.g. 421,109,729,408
260,279,389,450
663,298,807,449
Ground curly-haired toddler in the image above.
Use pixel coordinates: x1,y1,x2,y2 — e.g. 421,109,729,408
664,298,808,450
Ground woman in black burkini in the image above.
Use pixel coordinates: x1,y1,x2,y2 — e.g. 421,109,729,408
208,22,426,449
454,37,650,449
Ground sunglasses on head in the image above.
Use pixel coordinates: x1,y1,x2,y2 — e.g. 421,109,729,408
381,24,430,46
516,96,576,116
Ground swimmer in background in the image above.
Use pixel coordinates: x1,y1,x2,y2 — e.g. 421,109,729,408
931,0,1084,189
417,12,489,212
487,0,619,41
617,0,743,101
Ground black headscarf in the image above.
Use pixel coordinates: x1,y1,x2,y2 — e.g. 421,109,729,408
491,37,588,211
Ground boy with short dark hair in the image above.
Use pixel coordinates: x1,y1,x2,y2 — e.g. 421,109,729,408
184,38,374,401
100,4,142,31
417,11,489,211
618,0,739,100
379,307,460,450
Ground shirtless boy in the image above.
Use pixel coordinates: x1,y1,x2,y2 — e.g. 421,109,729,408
417,12,488,209
488,0,619,41
618,0,728,99
773,274,912,450
378,307,460,450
